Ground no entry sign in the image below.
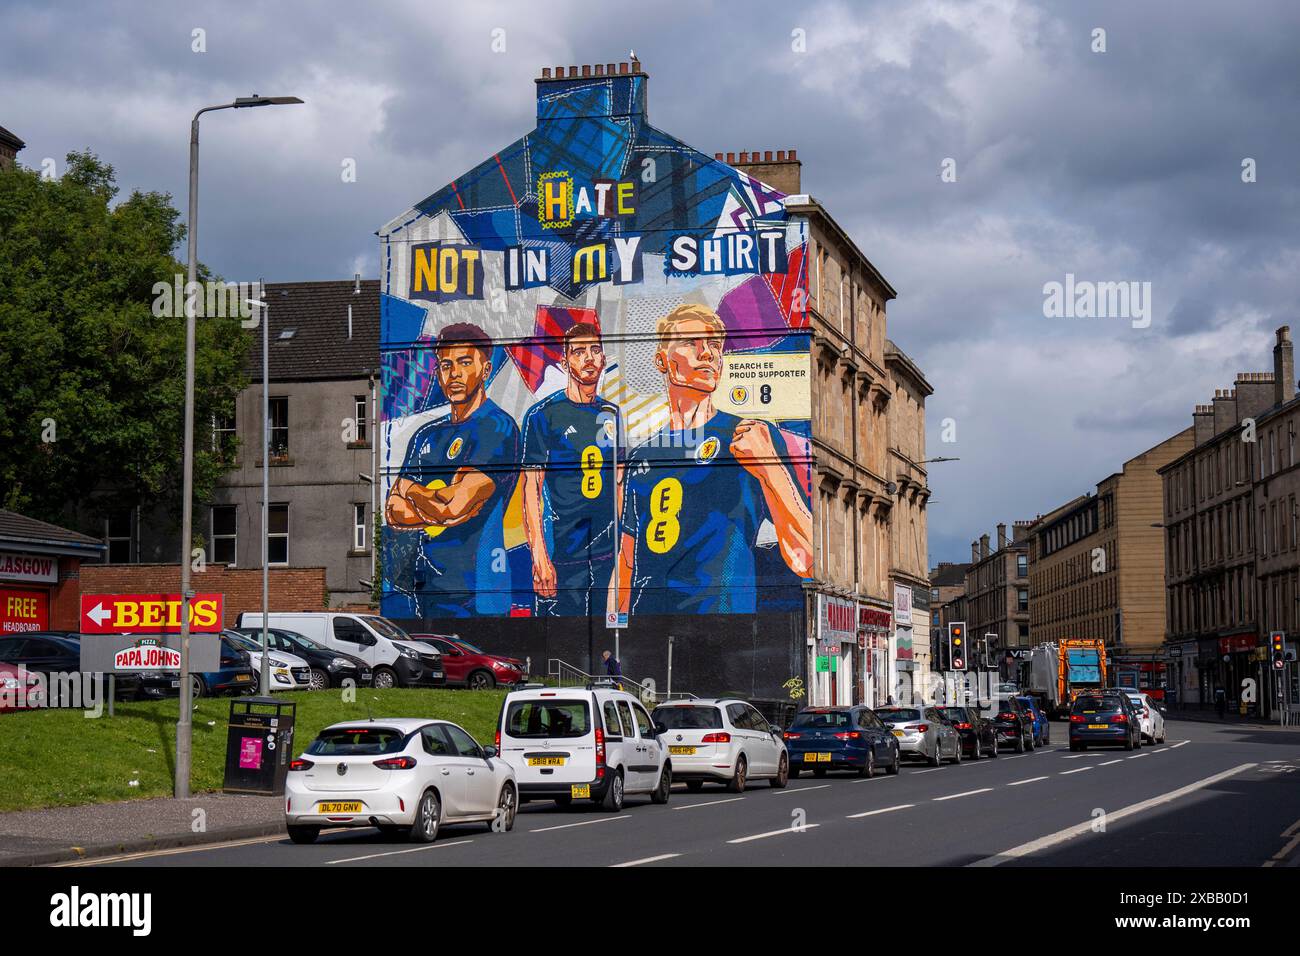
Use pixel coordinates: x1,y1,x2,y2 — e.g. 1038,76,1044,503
79,593,224,635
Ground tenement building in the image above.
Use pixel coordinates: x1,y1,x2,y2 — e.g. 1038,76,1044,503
963,522,1030,665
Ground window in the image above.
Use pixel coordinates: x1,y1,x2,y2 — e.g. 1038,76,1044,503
505,699,590,739
210,505,237,565
1018,588,1029,612
1017,553,1028,577
444,723,482,757
106,508,133,563
269,397,289,459
268,504,288,563
353,395,368,444
421,726,452,756
212,412,236,462
333,616,369,644
353,503,367,551
633,704,654,737
616,701,637,738
603,701,625,736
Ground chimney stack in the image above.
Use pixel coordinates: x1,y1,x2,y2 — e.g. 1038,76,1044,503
997,523,1007,550
980,534,990,560
1275,326,1295,405
972,541,980,563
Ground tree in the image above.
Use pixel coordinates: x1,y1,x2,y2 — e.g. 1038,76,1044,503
0,151,250,539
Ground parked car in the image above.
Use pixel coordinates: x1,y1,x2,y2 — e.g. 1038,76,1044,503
938,706,998,759
411,634,525,689
232,626,372,690
136,635,257,700
1122,691,1167,745
285,718,517,844
0,661,45,712
497,682,671,811
876,705,962,766
782,706,901,778
223,630,311,693
1015,695,1051,747
650,698,788,791
1069,692,1141,751
0,633,140,701
985,695,1035,752
238,612,444,689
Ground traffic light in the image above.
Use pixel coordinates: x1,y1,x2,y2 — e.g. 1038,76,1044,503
1272,631,1286,670
949,622,966,670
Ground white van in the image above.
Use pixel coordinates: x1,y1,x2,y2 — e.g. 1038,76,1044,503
497,683,671,812
237,612,444,689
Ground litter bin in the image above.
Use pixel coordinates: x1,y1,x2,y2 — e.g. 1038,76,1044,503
223,697,296,796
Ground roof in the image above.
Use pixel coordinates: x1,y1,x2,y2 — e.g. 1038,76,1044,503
0,126,24,151
0,510,105,556
929,562,972,587
885,339,934,395
246,280,380,382
321,717,444,732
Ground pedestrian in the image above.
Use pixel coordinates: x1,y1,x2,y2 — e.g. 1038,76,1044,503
1214,686,1226,719
601,649,622,688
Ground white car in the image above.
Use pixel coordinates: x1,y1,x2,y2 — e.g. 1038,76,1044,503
649,698,788,791
224,630,311,693
1123,691,1167,744
497,683,671,811
286,718,517,844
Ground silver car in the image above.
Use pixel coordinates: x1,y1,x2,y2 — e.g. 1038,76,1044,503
876,705,962,766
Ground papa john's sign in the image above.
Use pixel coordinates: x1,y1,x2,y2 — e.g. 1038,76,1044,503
113,638,183,671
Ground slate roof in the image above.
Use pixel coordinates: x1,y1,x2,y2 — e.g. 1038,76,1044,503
0,510,104,553
246,280,381,381
0,125,24,151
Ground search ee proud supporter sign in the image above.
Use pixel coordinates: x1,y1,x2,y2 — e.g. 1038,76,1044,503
80,593,223,634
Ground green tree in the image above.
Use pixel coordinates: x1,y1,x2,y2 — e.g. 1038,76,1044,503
0,151,250,537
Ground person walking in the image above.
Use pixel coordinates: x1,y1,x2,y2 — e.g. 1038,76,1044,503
1214,686,1227,719
601,649,623,689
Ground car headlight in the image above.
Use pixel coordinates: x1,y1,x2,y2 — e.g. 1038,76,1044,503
396,645,418,658
270,659,288,668
327,658,352,670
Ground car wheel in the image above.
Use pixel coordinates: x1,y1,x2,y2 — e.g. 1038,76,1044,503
651,763,672,804
1123,733,1135,752
308,668,329,691
1044,727,1051,745
771,752,790,788
927,741,941,767
410,790,441,843
969,738,981,761
685,780,704,792
886,747,901,775
1014,732,1026,754
727,756,748,793
468,670,496,691
190,675,207,699
372,667,397,690
287,825,319,845
493,782,517,831
950,740,962,765
602,770,625,811
860,750,876,778
988,737,998,758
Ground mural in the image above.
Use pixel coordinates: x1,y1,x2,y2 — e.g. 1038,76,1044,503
379,70,813,621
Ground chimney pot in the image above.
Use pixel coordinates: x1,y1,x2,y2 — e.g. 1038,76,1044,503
714,152,723,161
542,67,551,78
607,63,616,75
582,65,591,77
726,152,736,163
568,65,578,77
980,534,990,560
594,64,604,76
619,62,629,74
1275,325,1296,405
997,523,1007,549
776,150,786,161
788,149,797,160
764,150,773,161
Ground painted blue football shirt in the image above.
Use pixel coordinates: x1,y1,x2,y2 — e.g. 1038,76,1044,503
398,398,520,617
621,409,799,615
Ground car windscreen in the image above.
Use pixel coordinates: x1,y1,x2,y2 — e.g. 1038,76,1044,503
505,699,591,739
939,708,969,721
307,727,408,756
876,708,922,722
651,705,722,729
790,710,853,728
456,640,484,654
1073,697,1123,713
225,633,260,652
363,616,412,642
280,631,324,652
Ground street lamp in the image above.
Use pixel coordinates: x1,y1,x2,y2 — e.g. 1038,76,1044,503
176,94,302,800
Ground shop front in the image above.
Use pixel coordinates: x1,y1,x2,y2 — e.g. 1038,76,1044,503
811,594,857,706
858,604,891,708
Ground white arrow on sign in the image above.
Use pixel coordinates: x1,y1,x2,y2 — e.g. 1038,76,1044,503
87,602,111,626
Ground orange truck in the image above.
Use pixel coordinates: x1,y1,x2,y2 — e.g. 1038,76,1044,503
1028,638,1108,717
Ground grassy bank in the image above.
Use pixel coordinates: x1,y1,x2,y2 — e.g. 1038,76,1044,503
0,688,506,812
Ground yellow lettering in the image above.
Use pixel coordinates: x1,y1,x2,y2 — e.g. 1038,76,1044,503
439,246,458,292
141,602,164,627
192,599,218,629
543,178,569,222
460,248,479,296
646,477,683,554
413,247,438,293
117,603,140,628
572,243,607,284
617,181,635,215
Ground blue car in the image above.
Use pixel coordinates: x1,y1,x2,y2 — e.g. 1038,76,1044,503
1015,695,1051,747
783,707,900,778
137,636,257,699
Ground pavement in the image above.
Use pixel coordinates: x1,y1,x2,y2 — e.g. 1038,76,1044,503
0,793,285,867
14,717,1297,868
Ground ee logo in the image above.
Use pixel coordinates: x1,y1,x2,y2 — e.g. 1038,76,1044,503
580,445,604,499
422,479,449,538
646,477,683,554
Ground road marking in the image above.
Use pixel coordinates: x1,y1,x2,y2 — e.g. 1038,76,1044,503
1270,833,1300,862
1099,760,1123,766
1002,754,1028,760
847,804,914,819
1283,817,1300,839
933,788,994,802
911,768,943,774
529,815,632,834
324,839,474,864
968,763,1257,867
612,853,682,867
1060,767,1093,775
728,823,821,844
1007,776,1049,787
1060,754,1091,759
1171,741,1189,749
673,796,745,811
52,832,298,866
1128,753,1150,759
773,784,831,795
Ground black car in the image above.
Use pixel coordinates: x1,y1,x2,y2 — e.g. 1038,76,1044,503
232,626,373,690
986,695,1035,753
0,632,140,702
1069,692,1141,751
938,706,998,759
783,706,901,778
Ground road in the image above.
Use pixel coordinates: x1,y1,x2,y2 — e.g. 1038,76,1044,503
73,719,1300,868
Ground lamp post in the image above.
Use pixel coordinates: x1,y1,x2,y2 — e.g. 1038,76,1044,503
176,94,302,800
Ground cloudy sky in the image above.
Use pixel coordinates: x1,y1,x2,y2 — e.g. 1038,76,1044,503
3,0,1297,564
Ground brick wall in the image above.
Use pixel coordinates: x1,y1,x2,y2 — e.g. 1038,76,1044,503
80,564,328,626
50,557,85,630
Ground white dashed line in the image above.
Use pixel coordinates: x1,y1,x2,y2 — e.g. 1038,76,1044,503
672,796,745,811
1007,776,1049,786
933,788,994,802
324,839,475,864
1170,741,1189,749
529,815,632,834
1099,760,1123,766
1128,753,1150,760
1060,767,1093,775
773,784,831,795
612,853,682,867
846,804,915,819
728,824,821,844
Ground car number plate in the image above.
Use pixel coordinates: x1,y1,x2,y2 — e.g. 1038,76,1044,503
669,746,696,756
570,784,590,799
170,679,181,688
892,730,904,737
317,802,362,813
527,756,565,767
805,752,831,762
362,671,372,679
234,674,251,682
1088,724,1108,729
